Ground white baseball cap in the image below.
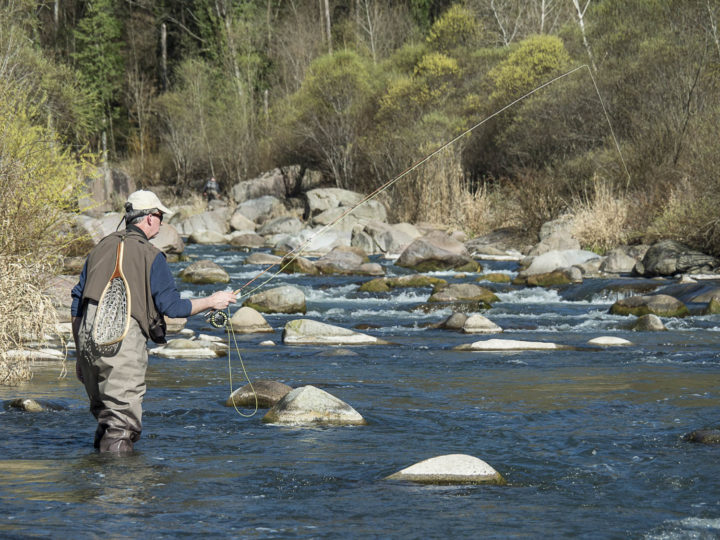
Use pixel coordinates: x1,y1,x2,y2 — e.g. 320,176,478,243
126,190,174,216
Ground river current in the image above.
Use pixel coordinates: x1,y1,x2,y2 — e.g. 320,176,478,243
2,243,720,538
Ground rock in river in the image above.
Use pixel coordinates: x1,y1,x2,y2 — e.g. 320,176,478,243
283,319,390,345
226,380,292,408
385,454,505,485
179,259,230,284
454,338,564,351
609,294,689,318
229,306,273,333
262,385,367,426
243,285,306,314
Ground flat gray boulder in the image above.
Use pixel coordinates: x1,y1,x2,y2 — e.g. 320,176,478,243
229,306,273,333
243,285,306,314
226,380,292,408
262,385,367,426
385,454,505,485
283,319,390,345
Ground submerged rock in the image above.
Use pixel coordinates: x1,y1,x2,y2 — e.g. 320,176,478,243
609,294,689,318
226,380,292,408
385,454,505,485
262,385,367,426
283,319,390,345
6,398,45,412
454,338,564,351
683,429,720,444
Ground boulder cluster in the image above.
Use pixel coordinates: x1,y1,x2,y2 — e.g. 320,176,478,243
8,170,720,469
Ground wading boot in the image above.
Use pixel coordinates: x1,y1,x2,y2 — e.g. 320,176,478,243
98,427,134,455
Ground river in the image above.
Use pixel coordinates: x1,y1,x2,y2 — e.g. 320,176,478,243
2,243,720,538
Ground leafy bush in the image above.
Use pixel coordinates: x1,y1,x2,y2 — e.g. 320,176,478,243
0,73,91,383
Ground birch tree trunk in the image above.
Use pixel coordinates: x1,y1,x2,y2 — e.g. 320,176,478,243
572,0,597,72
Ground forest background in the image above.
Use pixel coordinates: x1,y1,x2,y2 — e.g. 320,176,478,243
1,0,720,380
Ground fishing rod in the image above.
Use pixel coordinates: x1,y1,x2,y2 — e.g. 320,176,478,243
205,63,629,329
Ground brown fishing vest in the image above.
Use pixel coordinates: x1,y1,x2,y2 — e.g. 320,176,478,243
81,228,162,339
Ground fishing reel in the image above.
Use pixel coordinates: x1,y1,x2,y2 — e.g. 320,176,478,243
205,309,229,329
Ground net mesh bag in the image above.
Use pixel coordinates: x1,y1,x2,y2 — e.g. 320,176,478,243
92,241,131,347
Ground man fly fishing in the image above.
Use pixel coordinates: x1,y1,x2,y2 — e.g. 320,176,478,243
71,190,236,454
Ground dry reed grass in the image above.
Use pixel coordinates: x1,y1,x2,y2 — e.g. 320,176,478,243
387,147,521,236
570,177,630,253
0,256,63,385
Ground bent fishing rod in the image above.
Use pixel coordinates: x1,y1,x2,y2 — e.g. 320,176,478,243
205,63,629,329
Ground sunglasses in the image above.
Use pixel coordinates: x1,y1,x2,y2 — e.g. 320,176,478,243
151,212,164,223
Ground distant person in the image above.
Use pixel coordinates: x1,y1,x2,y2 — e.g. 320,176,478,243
203,176,220,202
71,190,236,454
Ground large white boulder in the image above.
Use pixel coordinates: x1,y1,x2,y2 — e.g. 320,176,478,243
229,307,274,333
282,319,390,345
243,285,306,314
385,454,505,485
262,385,367,426
454,338,563,351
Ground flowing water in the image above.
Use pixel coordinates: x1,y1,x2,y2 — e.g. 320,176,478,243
2,243,720,538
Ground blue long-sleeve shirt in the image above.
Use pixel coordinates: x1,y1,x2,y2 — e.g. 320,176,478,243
71,250,192,319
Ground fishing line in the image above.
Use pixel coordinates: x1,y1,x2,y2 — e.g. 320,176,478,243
219,63,629,416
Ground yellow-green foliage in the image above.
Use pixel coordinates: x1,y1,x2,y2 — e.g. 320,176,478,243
379,52,460,123
0,88,91,259
426,4,482,53
413,52,461,104
488,35,570,102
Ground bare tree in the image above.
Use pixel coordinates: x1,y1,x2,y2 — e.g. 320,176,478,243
489,0,523,46
322,0,332,54
354,0,415,63
571,0,597,71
